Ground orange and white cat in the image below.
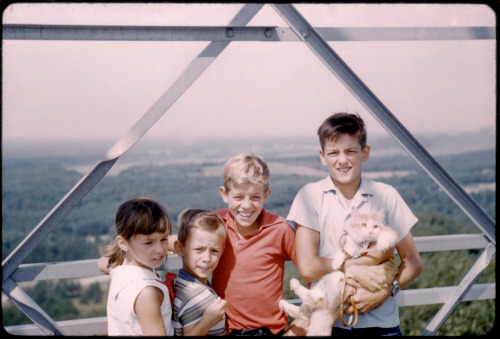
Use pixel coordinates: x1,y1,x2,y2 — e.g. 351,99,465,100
279,207,399,336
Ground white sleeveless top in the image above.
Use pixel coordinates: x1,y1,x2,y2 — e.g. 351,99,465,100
107,264,174,336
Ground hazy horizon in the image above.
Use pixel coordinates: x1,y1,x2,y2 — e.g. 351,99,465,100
2,3,496,144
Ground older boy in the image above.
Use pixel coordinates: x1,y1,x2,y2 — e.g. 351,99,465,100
287,113,422,336
213,153,297,336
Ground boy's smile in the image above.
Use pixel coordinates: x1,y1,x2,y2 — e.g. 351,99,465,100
220,182,271,237
319,133,370,198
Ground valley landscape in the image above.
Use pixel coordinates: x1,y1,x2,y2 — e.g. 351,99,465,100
2,129,495,335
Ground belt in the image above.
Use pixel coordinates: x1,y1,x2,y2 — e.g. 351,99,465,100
230,327,282,336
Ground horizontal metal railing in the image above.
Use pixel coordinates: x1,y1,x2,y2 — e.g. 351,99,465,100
3,24,495,42
4,233,495,336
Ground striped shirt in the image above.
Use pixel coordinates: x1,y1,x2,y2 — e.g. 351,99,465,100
173,269,226,336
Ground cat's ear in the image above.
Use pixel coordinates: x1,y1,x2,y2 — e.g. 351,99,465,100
376,208,386,222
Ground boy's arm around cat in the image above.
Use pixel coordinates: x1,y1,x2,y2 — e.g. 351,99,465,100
295,225,397,283
345,232,422,314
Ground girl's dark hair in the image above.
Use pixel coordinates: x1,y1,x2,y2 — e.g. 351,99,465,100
101,197,172,271
177,209,226,246
317,113,367,151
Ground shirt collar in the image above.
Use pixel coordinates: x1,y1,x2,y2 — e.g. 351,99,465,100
178,268,213,289
322,175,374,197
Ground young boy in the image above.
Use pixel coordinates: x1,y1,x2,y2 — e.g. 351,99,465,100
212,153,297,336
287,113,422,336
173,209,227,336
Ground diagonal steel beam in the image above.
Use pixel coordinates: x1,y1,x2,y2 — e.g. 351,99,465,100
3,277,64,335
2,3,263,283
421,243,496,335
271,4,495,245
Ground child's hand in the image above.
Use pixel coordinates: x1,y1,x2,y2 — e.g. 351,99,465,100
183,297,227,336
202,297,227,326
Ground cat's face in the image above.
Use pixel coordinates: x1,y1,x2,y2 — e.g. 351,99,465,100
348,214,384,242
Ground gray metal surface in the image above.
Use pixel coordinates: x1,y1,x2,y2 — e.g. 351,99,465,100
421,243,496,336
3,24,495,41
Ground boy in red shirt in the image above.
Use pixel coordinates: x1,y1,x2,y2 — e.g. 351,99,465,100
212,153,297,335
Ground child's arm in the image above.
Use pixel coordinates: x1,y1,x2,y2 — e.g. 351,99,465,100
182,297,226,336
135,286,167,336
295,225,334,282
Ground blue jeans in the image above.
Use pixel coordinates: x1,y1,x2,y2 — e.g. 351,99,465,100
331,326,402,336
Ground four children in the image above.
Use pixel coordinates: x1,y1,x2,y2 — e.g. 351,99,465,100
101,113,421,336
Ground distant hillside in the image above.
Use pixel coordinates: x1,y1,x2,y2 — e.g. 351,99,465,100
3,127,494,167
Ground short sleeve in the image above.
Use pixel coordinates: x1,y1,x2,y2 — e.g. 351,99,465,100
384,185,418,240
287,184,320,232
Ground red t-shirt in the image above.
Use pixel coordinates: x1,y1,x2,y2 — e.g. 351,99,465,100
211,208,297,334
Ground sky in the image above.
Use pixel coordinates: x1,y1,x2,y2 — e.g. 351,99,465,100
2,2,497,144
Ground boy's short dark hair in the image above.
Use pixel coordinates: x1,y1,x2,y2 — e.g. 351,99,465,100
317,113,367,151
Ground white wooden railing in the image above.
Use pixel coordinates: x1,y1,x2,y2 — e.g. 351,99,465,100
4,233,495,336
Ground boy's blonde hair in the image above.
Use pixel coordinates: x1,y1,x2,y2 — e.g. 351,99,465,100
222,153,270,193
177,209,226,246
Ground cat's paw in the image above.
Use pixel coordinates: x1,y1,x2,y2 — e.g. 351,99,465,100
290,278,300,291
332,255,344,271
279,299,288,310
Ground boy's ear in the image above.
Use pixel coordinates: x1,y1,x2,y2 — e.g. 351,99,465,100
264,188,271,202
174,240,184,257
116,236,128,252
318,149,327,166
362,145,371,162
219,186,229,203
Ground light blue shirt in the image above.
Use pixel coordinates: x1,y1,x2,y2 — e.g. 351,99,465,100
287,176,418,329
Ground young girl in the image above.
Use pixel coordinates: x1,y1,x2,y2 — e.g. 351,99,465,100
102,197,175,336
173,209,227,336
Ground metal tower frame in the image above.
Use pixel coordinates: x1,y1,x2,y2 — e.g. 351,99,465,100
2,3,496,336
